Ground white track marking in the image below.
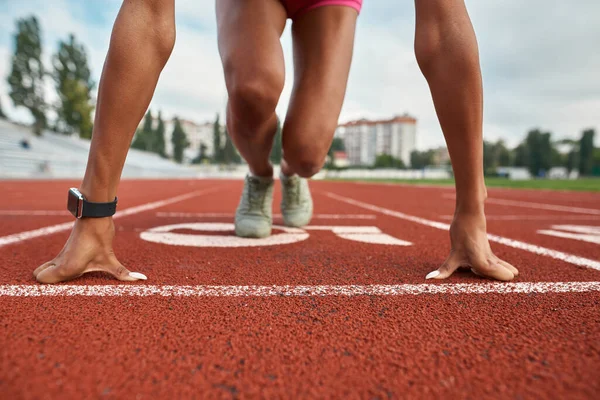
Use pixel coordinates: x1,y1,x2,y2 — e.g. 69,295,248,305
546,225,600,235
440,215,600,221
0,187,221,248
443,193,600,215
336,233,412,246
325,192,600,271
140,223,412,247
140,223,309,247
1,282,599,297
0,210,70,216
538,225,600,245
156,212,376,220
303,226,412,245
304,226,380,233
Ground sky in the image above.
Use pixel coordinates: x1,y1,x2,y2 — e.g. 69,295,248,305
0,0,598,150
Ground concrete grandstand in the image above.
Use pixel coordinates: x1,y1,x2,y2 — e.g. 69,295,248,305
0,119,199,179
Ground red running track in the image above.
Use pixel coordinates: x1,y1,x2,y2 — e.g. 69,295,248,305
0,179,599,399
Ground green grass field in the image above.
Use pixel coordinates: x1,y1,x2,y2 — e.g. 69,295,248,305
329,177,600,192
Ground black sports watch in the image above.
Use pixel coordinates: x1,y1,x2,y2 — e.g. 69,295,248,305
67,188,118,219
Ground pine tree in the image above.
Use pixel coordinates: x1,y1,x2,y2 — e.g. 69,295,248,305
0,97,6,119
270,117,282,163
193,142,208,164
524,129,553,176
53,33,95,138
153,111,166,157
578,129,595,176
326,137,345,168
212,113,223,163
171,117,190,163
7,16,46,135
566,149,579,174
132,110,153,150
223,127,241,164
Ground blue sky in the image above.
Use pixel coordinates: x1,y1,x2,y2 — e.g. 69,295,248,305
1,0,598,149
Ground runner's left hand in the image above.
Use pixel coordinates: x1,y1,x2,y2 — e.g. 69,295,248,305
426,210,519,281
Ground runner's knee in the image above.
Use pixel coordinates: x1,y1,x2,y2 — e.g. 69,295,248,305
283,120,336,178
287,156,325,178
224,64,283,127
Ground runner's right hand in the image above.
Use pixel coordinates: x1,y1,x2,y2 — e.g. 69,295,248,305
33,217,147,284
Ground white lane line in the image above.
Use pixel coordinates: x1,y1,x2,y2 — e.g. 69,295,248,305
537,230,600,245
443,194,600,215
325,192,600,271
156,212,376,220
0,187,222,248
0,210,70,216
537,225,600,245
545,225,600,235
440,215,600,221
303,226,381,233
1,282,599,297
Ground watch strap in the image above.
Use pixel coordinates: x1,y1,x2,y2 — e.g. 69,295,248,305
81,197,118,218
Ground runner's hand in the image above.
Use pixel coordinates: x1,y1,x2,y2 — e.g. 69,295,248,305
33,218,147,284
426,210,519,281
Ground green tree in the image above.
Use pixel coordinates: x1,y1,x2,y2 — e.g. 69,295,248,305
497,140,512,166
524,129,553,176
223,128,241,164
171,117,189,163
7,16,46,135
193,142,209,164
325,136,346,168
0,97,6,119
330,137,345,152
513,143,529,167
53,33,94,138
483,140,497,173
484,140,512,174
270,118,282,163
566,150,580,174
153,111,166,157
373,154,405,169
592,148,600,176
131,110,154,151
410,150,434,169
551,145,566,169
578,129,595,176
212,113,223,163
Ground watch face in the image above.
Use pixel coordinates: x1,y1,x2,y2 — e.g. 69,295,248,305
67,188,83,218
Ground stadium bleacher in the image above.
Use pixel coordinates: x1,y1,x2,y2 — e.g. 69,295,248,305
0,120,199,179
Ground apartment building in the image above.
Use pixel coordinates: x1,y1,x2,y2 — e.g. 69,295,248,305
336,114,417,166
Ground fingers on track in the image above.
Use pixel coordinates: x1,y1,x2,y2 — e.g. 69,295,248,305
471,258,515,281
35,259,147,284
33,261,56,278
428,253,463,280
428,253,517,282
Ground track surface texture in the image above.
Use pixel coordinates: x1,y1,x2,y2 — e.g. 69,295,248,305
1,179,599,399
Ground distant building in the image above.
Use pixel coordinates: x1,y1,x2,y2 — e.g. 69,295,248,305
138,117,219,163
332,151,349,168
164,119,215,163
336,114,417,167
431,146,450,166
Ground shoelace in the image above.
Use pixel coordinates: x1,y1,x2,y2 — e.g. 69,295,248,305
247,176,266,210
283,177,300,205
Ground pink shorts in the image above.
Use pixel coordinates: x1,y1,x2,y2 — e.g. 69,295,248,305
281,0,362,20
